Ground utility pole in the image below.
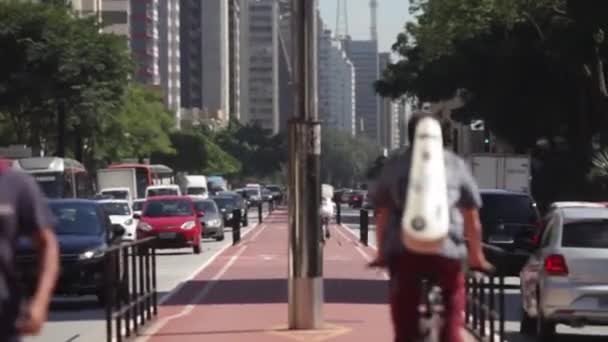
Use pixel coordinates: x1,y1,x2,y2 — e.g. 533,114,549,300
288,0,323,330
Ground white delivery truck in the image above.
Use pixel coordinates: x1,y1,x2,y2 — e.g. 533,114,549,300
468,153,531,193
97,168,139,201
178,175,208,198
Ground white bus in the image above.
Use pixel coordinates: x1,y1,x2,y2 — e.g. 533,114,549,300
12,157,95,198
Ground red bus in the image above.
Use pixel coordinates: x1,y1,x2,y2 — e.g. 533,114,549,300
107,163,175,199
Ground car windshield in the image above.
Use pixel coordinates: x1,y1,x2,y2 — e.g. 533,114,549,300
245,189,258,196
49,202,102,235
479,194,539,224
101,202,131,216
562,220,608,248
187,187,207,195
194,200,218,214
132,201,144,211
266,186,280,192
213,197,234,209
147,188,178,197
101,190,129,200
143,199,193,217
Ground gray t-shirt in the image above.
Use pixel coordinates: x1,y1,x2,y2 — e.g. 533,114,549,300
370,148,482,261
0,169,55,338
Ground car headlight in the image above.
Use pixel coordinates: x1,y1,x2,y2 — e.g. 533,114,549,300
209,219,221,227
79,249,105,260
181,221,196,230
137,222,153,232
124,218,133,226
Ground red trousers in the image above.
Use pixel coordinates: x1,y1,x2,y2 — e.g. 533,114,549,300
389,251,465,342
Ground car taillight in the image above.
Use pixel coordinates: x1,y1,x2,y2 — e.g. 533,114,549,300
544,254,568,276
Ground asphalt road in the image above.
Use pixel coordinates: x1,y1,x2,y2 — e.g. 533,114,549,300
338,205,608,341
25,206,270,342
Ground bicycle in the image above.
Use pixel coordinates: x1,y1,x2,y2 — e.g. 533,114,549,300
415,266,494,342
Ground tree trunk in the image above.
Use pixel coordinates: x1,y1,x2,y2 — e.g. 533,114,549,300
56,103,66,157
74,129,83,162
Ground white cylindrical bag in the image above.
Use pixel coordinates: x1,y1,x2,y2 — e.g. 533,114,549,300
401,117,450,254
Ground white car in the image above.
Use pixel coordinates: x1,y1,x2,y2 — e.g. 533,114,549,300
132,199,145,217
99,199,137,241
145,184,181,198
520,205,608,340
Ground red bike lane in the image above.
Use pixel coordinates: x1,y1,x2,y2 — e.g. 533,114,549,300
137,210,477,342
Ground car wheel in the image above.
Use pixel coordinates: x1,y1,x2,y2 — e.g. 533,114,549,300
520,307,535,335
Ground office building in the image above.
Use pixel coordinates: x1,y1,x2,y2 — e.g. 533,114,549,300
343,38,379,143
229,0,241,121
379,52,400,150
239,0,250,123
180,0,230,127
247,0,279,134
101,0,129,36
159,0,181,122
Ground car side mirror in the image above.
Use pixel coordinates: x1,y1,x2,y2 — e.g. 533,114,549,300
133,213,141,219
111,224,125,237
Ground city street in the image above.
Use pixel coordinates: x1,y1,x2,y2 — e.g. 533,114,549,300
25,207,268,342
339,205,608,341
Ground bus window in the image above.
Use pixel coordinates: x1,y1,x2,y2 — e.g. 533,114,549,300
135,168,149,199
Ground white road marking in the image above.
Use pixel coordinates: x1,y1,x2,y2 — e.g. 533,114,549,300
135,245,248,342
334,224,389,280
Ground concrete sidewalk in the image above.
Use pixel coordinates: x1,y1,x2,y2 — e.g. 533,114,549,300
136,210,478,341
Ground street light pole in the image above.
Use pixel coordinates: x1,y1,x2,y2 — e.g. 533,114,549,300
288,0,323,330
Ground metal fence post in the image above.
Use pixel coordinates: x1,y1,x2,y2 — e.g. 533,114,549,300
335,201,341,224
360,209,368,246
258,203,263,223
232,209,242,245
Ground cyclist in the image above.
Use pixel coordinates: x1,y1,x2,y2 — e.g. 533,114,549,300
368,113,492,342
0,157,59,340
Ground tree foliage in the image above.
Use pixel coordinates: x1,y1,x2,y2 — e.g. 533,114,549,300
320,128,379,188
376,0,608,202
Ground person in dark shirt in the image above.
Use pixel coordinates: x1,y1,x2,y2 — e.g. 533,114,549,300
0,158,59,341
369,114,492,342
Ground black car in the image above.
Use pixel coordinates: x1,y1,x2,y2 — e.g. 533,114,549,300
193,199,225,241
16,199,125,305
212,195,248,227
265,185,283,203
479,189,542,276
217,191,249,226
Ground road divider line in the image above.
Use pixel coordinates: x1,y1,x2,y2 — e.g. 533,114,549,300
136,245,248,342
248,224,267,242
334,224,389,280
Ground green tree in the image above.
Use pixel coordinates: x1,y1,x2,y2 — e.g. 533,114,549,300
97,84,175,163
0,0,132,160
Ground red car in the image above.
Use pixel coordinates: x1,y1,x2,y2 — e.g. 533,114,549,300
135,196,204,254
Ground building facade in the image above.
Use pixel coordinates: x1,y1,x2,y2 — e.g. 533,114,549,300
158,0,181,122
229,0,241,121
180,0,230,127
247,0,279,134
101,0,130,36
343,39,379,144
129,0,160,86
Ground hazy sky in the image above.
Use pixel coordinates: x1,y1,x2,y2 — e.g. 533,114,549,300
318,0,412,53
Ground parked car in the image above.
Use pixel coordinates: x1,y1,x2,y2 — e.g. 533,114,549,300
99,199,137,241
193,199,225,241
217,191,249,226
16,199,126,305
362,193,374,210
520,205,608,340
479,189,542,276
261,188,273,202
135,196,203,254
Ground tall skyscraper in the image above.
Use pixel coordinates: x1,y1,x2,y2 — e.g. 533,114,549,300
129,0,161,86
238,0,250,123
180,0,230,127
247,0,279,134
229,0,241,121
158,0,181,123
379,52,399,150
101,0,129,36
344,38,379,143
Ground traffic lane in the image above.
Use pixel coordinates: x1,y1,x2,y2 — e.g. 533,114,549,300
25,206,266,342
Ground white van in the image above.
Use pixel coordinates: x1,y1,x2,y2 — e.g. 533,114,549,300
181,175,208,198
145,184,181,198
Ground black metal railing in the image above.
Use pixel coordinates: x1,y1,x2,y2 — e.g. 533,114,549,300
465,271,506,341
105,237,157,342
